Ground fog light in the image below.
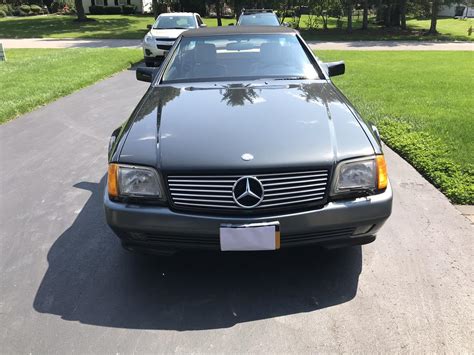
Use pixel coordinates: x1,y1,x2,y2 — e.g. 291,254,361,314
353,225,374,235
145,49,152,56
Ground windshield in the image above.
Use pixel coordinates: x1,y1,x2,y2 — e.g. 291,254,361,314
238,13,280,26
153,15,195,29
161,34,320,84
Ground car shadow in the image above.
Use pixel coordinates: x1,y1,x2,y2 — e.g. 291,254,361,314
33,176,362,330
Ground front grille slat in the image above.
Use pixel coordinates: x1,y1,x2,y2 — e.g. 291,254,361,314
173,197,235,204
263,192,325,203
265,187,326,198
167,169,330,213
264,177,328,187
259,173,328,182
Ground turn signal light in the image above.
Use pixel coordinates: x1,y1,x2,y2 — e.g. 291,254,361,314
376,155,388,190
108,163,119,198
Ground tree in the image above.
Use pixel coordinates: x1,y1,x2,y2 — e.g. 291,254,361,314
74,0,88,21
347,0,353,32
216,0,223,26
362,0,369,29
152,0,159,18
400,0,407,29
429,0,439,33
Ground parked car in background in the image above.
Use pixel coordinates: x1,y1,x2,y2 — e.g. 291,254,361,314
237,9,281,26
142,12,206,67
106,26,392,255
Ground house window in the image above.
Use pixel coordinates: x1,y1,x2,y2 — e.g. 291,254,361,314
118,0,127,5
95,0,104,5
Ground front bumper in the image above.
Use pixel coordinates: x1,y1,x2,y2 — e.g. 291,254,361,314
142,39,174,62
104,183,392,252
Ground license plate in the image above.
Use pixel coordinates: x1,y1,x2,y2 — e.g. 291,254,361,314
220,222,280,251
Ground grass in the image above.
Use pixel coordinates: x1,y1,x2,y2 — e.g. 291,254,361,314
0,48,142,123
0,14,153,39
0,14,472,41
316,50,473,204
299,16,474,41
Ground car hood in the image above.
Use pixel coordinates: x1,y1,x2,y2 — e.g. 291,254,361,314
119,81,375,172
148,28,188,39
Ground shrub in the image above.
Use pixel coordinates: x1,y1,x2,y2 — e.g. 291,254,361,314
104,6,122,14
0,10,6,17
121,4,136,15
50,1,61,13
30,4,42,13
89,5,121,14
0,4,14,15
89,5,105,14
19,4,31,12
50,0,75,14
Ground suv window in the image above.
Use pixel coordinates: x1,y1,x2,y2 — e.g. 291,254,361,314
154,16,196,29
238,13,280,26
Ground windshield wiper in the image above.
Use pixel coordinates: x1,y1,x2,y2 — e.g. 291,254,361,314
273,76,309,81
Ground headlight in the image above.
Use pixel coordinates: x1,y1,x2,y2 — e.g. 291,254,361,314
331,155,388,196
144,34,154,45
108,164,163,199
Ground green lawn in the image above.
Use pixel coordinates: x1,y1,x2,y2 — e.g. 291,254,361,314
0,48,142,123
300,17,474,41
0,14,472,41
316,50,473,204
0,14,153,39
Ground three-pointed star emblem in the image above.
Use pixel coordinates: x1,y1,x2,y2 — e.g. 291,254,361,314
232,176,264,208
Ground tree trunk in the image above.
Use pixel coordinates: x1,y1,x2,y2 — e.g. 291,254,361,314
347,0,353,33
74,0,87,21
362,0,368,30
429,0,438,34
400,0,407,29
216,0,222,26
152,0,158,19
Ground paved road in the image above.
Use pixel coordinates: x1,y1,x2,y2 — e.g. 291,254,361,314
1,37,473,50
0,69,472,353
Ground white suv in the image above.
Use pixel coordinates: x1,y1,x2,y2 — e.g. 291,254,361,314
143,12,206,67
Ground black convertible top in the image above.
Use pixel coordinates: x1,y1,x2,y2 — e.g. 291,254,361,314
182,26,296,37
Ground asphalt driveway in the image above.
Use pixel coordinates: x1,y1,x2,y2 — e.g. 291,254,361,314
0,69,472,353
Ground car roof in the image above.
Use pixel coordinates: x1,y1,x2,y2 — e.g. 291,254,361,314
241,9,275,14
159,12,195,17
182,26,296,37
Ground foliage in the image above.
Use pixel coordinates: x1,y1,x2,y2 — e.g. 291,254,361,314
0,48,143,124
89,5,122,14
0,3,14,15
121,4,137,14
50,0,75,13
0,10,6,16
377,119,473,204
30,4,42,13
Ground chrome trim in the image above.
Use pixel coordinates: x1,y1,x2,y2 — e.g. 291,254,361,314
167,169,329,211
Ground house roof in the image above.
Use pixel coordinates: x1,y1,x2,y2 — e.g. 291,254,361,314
182,26,297,38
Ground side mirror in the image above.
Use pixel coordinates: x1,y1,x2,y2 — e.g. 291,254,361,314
147,24,152,30
282,22,290,27
200,23,207,28
228,23,234,26
325,61,345,77
136,67,158,83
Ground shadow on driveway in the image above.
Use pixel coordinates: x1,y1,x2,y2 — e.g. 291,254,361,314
33,176,362,330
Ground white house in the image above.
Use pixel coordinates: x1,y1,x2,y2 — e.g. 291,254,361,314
82,0,152,14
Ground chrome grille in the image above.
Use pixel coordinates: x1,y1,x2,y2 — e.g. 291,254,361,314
167,170,329,211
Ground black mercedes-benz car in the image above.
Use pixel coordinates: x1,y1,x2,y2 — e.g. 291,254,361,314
105,26,392,254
